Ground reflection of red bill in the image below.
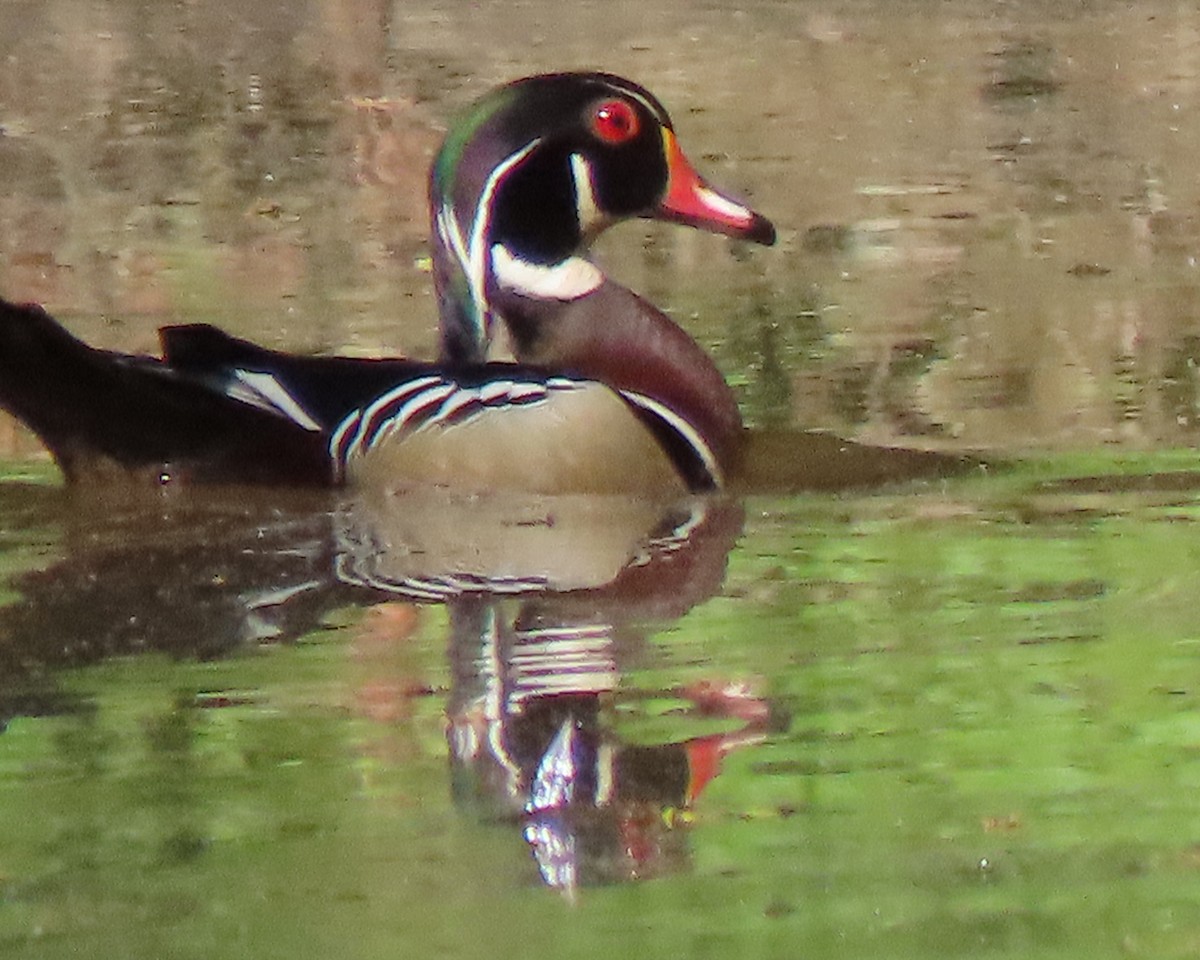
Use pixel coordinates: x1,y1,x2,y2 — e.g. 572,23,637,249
657,129,776,245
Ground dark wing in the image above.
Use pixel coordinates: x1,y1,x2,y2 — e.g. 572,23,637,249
0,300,331,485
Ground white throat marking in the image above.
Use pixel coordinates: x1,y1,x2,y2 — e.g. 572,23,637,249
491,244,604,301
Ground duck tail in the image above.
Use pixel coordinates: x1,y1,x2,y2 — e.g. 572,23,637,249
0,298,332,486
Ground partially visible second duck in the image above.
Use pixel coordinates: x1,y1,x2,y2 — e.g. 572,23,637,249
0,72,776,494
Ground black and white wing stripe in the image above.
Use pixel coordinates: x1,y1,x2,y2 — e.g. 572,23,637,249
222,369,324,432
329,372,582,477
216,365,723,492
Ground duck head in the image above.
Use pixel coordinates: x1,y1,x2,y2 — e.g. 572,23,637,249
429,72,775,364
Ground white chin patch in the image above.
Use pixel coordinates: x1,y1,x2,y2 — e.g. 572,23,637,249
490,245,603,301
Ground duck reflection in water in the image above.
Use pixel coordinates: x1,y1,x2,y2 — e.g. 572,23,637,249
0,485,785,892
337,491,783,892
454,625,773,893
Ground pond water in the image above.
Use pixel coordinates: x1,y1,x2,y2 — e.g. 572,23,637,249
1,1,1200,958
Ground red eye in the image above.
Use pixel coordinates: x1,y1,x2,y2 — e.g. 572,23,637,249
590,99,640,145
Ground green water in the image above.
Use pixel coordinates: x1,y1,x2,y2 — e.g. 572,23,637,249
0,457,1196,959
3,1,1200,955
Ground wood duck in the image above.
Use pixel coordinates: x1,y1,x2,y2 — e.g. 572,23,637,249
0,72,775,494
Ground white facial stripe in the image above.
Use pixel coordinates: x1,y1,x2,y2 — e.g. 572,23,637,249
620,390,723,488
607,83,667,127
490,244,603,301
569,152,601,233
470,139,541,302
435,138,543,354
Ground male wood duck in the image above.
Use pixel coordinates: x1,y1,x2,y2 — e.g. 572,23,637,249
0,72,776,494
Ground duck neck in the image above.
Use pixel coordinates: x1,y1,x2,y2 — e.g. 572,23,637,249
430,132,593,365
491,275,745,486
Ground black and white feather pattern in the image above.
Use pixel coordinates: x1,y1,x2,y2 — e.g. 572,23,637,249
212,360,722,491
328,372,583,477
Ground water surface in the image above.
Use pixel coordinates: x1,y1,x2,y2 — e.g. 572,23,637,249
1,2,1200,958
